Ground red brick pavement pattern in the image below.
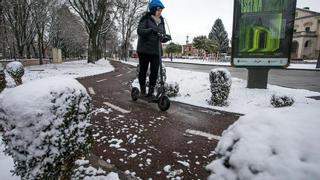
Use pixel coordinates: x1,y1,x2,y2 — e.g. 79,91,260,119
78,61,240,179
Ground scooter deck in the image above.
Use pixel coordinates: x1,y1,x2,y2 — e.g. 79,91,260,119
138,95,158,103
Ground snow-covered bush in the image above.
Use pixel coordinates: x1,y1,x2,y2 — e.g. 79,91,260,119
270,94,295,108
163,81,179,97
5,61,24,86
208,68,231,106
0,77,92,179
207,108,320,180
157,64,167,84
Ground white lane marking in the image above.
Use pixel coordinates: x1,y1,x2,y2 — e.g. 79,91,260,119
88,87,96,95
185,129,221,141
116,74,123,77
96,79,108,83
103,102,131,114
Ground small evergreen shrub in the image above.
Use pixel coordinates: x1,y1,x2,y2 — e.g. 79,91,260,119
164,81,179,97
0,77,92,179
157,64,167,83
208,68,232,106
270,94,295,108
5,61,24,86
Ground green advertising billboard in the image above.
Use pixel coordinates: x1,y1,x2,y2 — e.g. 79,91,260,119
232,0,297,67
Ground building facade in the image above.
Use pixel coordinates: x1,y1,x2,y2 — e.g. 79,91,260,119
292,8,320,59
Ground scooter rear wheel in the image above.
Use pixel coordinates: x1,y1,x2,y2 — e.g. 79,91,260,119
158,95,170,111
131,87,139,101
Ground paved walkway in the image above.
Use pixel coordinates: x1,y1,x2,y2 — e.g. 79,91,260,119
78,61,240,179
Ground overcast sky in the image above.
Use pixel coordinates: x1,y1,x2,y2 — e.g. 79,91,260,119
158,0,320,45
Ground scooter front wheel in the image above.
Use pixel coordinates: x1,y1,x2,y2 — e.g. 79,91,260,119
158,95,170,111
131,87,140,101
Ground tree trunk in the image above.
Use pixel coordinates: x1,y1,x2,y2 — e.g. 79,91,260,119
32,42,38,58
38,36,43,65
88,30,99,63
13,45,17,60
122,39,129,62
123,44,128,62
26,44,31,59
41,39,45,59
17,45,24,59
0,71,6,93
1,42,6,59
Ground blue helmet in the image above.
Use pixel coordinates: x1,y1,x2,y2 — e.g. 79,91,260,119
148,0,165,11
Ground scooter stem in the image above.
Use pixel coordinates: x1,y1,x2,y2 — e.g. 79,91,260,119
159,38,164,86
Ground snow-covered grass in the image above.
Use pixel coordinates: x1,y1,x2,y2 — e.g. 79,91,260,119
22,59,114,82
129,61,320,179
207,106,320,180
167,67,320,114
165,67,320,179
162,58,320,70
131,64,320,114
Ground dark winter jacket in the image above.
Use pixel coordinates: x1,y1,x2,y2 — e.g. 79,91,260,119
137,12,166,55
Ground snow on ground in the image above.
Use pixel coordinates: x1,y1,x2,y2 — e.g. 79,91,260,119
0,136,19,180
163,58,231,66
131,64,320,115
206,106,320,180
1,58,320,179
162,58,319,70
128,60,320,179
165,67,320,179
0,59,116,179
287,63,317,70
22,58,114,82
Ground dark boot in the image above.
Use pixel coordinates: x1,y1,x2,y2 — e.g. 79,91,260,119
140,85,146,95
146,86,155,98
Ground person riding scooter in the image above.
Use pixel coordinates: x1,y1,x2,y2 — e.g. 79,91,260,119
136,0,171,99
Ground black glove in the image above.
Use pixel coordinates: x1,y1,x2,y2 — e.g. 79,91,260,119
161,34,172,43
150,29,158,35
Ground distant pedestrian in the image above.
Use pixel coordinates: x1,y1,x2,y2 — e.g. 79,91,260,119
137,0,171,98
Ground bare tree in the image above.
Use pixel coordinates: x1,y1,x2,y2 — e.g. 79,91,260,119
68,0,115,63
2,0,36,58
116,0,146,61
0,0,6,59
31,0,56,64
49,4,88,59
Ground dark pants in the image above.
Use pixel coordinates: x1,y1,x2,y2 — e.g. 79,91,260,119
138,53,160,87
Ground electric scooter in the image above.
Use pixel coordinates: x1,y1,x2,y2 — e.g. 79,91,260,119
131,33,171,111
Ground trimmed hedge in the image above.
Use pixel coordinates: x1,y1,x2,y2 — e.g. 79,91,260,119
0,77,92,179
208,68,232,106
